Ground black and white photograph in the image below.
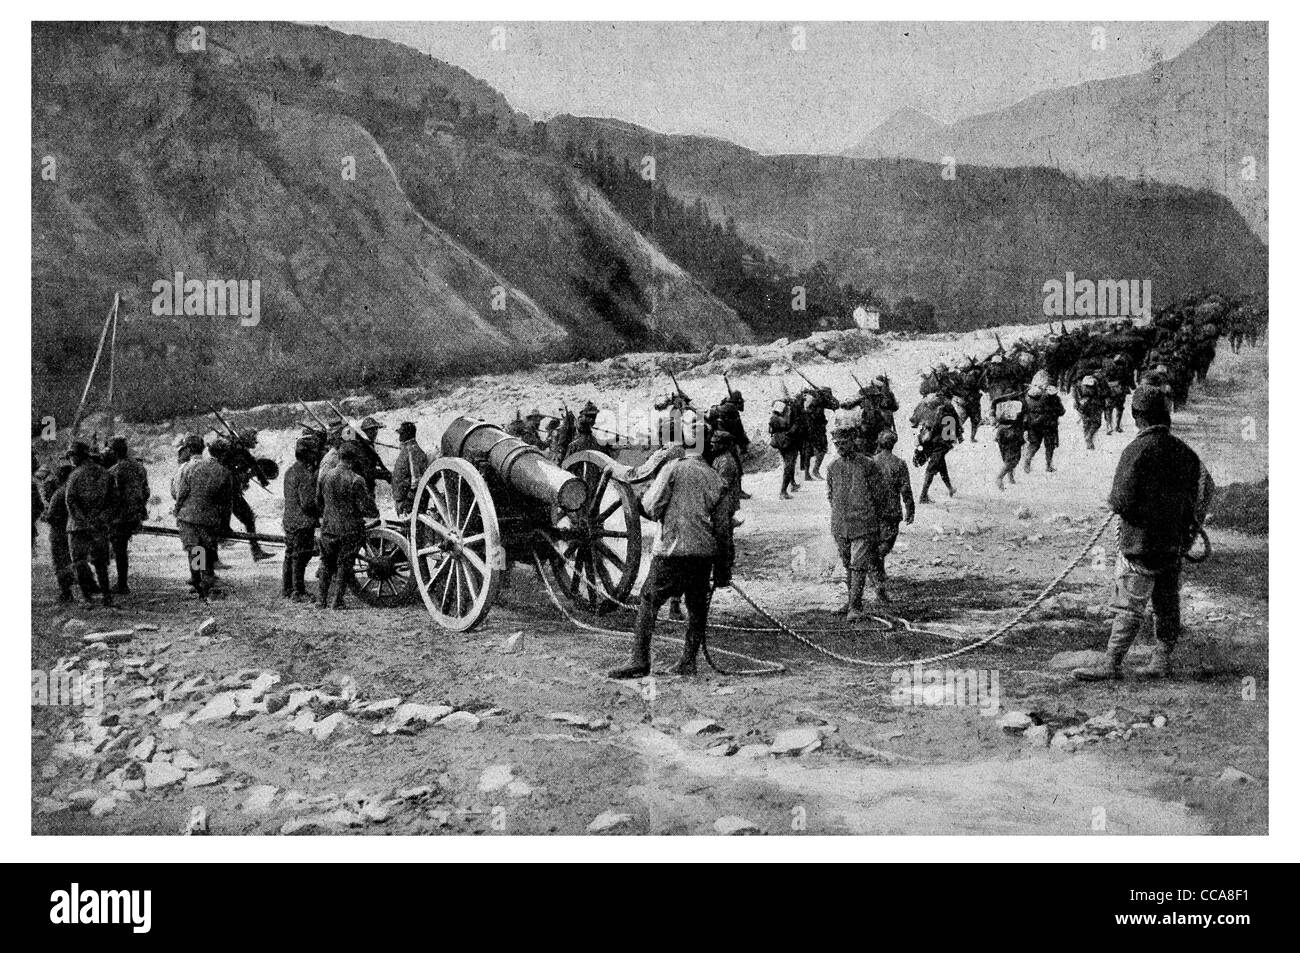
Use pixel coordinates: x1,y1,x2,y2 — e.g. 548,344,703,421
13,5,1289,889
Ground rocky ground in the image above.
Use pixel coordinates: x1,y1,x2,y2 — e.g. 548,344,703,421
31,324,1268,836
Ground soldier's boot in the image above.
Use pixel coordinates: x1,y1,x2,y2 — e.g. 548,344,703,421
668,627,702,676
844,572,867,622
317,572,333,609
331,576,349,610
95,563,113,607
1136,619,1178,679
281,554,295,598
1073,611,1141,681
944,477,956,497
667,598,685,622
779,490,792,501
250,540,274,562
1045,448,1056,472
1023,454,1033,473
918,472,935,504
608,630,652,680
113,551,130,594
995,472,1005,492
836,574,854,615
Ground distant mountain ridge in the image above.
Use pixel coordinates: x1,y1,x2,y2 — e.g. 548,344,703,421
838,22,1268,240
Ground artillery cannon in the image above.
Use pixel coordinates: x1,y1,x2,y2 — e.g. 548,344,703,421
408,417,646,631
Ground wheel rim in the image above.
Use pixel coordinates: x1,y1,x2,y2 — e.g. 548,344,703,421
410,458,502,632
348,524,416,607
551,451,642,612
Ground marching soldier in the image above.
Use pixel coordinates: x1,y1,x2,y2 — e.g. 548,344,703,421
174,439,236,600
769,396,804,499
707,390,751,499
992,397,1026,491
872,430,914,583
281,435,321,602
391,421,429,516
915,393,959,503
1022,378,1066,473
106,436,150,594
1101,352,1135,434
607,445,733,679
826,426,891,614
316,442,379,610
65,440,116,607
1074,387,1215,681
225,429,275,562
799,386,840,481
1072,374,1105,450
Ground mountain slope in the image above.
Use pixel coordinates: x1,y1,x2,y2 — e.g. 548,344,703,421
842,22,1268,240
842,107,944,159
549,114,1267,328
31,22,751,421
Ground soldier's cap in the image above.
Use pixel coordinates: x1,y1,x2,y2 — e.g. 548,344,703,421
240,428,259,445
876,429,898,449
397,421,417,440
208,437,232,458
1130,385,1170,423
725,389,743,402
110,436,128,454
183,434,205,452
66,440,91,459
359,416,381,432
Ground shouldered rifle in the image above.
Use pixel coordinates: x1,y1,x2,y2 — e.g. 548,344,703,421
209,406,272,491
668,370,692,406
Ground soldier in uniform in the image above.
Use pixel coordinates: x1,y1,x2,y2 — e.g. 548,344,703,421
281,435,321,601
707,391,750,499
65,440,116,607
1074,387,1215,681
174,439,236,599
826,426,891,615
1072,374,1105,450
316,442,379,610
318,423,346,481
351,416,392,499
872,429,914,595
1022,378,1066,473
992,397,1026,491
170,434,204,502
798,386,840,482
1101,352,1135,434
607,447,733,679
564,402,603,457
768,396,804,500
225,429,275,563
915,393,959,504
41,464,76,602
391,421,430,516
106,436,150,594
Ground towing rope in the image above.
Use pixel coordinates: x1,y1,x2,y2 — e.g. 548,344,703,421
536,512,1115,674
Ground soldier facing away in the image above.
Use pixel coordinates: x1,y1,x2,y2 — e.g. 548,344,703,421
41,464,76,602
872,429,915,588
1022,378,1065,473
316,442,379,610
107,436,150,594
826,426,892,614
174,439,236,600
1074,387,1215,682
64,440,117,607
608,450,733,679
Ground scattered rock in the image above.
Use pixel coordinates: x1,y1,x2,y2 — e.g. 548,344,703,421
143,762,186,789
83,629,134,645
735,744,772,759
392,703,454,728
185,806,208,835
547,712,608,730
357,698,403,720
1023,724,1051,748
438,711,481,732
506,780,534,798
89,796,118,818
1152,715,1168,729
680,718,723,737
311,712,348,742
997,711,1033,733
1215,767,1260,786
477,765,515,794
195,617,217,637
185,768,223,788
242,785,279,812
1050,731,1082,753
501,631,524,654
587,810,634,833
769,728,822,756
714,815,761,835
189,692,240,724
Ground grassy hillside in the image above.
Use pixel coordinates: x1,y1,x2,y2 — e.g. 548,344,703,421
32,22,750,422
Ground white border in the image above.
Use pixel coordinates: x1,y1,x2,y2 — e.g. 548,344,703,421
5,1,1289,864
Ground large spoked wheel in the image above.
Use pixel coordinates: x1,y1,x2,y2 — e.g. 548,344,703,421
410,458,503,632
551,450,643,613
348,524,417,608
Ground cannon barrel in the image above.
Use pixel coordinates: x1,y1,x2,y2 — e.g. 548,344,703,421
441,417,588,512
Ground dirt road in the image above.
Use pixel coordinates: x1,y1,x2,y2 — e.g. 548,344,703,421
31,326,1268,835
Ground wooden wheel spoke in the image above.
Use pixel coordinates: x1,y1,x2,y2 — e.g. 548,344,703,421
594,540,627,570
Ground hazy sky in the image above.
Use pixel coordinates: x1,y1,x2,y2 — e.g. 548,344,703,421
329,21,1214,155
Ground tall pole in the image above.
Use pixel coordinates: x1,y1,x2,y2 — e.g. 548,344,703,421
68,293,119,441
